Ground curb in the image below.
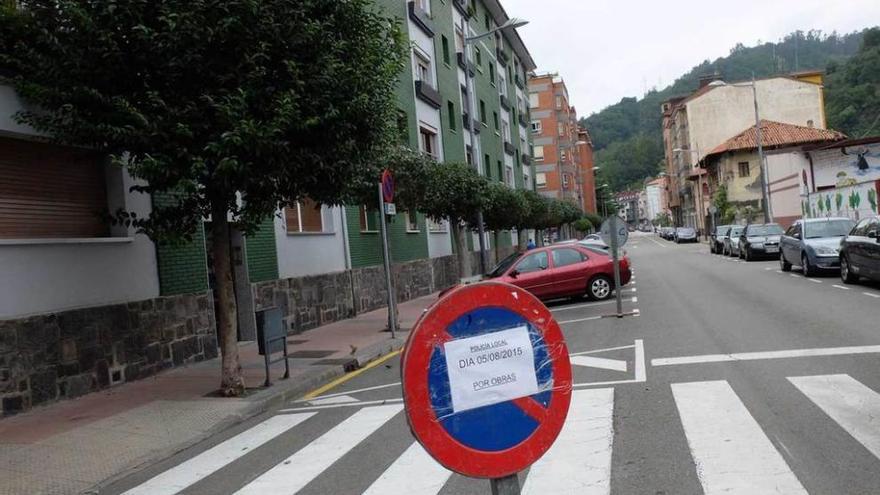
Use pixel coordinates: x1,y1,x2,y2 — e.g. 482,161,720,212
90,336,408,494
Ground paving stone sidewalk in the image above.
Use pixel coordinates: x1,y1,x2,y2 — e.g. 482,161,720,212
0,293,437,495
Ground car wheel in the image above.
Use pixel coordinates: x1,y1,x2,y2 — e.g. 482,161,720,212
802,254,814,277
780,253,792,272
710,243,715,254
841,255,859,284
587,275,613,301
744,248,752,261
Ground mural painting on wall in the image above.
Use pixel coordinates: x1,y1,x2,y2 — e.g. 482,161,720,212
813,144,880,189
803,180,880,221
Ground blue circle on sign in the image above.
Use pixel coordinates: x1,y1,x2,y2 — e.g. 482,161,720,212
427,306,553,451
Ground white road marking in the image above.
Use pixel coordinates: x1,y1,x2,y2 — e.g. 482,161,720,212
789,374,880,459
634,339,646,383
832,284,851,290
653,344,880,367
630,287,637,293
648,237,667,248
808,278,822,284
551,300,617,312
765,267,774,271
776,270,784,274
308,395,359,406
362,442,452,495
281,398,403,412
522,388,614,495
631,296,638,303
863,292,880,298
671,381,807,494
122,413,316,495
559,315,603,324
570,355,627,372
569,344,635,357
235,405,402,495
295,382,401,403
790,274,800,278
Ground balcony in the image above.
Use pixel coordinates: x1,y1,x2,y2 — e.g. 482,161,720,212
496,47,509,66
453,0,469,17
504,141,516,156
407,1,435,37
521,153,531,165
414,80,442,109
456,52,476,77
462,113,471,130
515,74,525,90
499,95,511,111
518,112,529,127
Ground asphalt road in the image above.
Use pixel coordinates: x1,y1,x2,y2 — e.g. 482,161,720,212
106,232,880,495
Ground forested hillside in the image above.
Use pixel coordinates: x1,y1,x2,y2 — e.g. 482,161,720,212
581,29,872,192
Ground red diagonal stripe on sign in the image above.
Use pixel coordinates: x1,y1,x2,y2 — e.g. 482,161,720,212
512,396,548,422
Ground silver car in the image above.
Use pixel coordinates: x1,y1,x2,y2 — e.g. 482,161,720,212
723,225,745,256
780,217,855,276
674,227,697,243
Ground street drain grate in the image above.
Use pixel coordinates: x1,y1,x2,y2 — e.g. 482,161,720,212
288,350,335,359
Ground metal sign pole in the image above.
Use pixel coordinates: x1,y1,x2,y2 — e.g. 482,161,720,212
378,183,397,339
610,216,623,318
490,474,521,495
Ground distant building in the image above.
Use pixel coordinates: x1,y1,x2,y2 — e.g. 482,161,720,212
528,73,594,211
644,176,669,223
615,191,641,226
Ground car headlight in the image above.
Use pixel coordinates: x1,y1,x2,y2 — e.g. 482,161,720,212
813,246,838,256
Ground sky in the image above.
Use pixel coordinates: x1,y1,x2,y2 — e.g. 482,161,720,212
503,0,880,118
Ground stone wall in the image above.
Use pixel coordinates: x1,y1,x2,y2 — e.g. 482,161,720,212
0,292,215,416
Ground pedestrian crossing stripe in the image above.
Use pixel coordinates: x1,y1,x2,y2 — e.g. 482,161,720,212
120,374,880,495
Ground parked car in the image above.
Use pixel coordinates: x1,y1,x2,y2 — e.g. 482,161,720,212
738,223,784,261
840,215,880,284
723,225,745,256
674,227,697,243
780,217,855,276
710,225,733,254
484,245,631,300
579,238,610,251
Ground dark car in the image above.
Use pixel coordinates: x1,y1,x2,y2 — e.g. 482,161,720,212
840,216,880,284
780,217,854,276
674,227,697,243
738,223,784,261
710,225,733,254
484,245,631,300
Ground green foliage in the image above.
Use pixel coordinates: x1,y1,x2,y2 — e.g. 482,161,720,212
520,190,550,230
826,27,880,138
0,0,406,240
572,218,593,233
354,146,432,212
558,201,583,225
654,212,672,227
420,162,488,225
483,183,529,232
581,29,868,190
712,184,737,224
868,188,878,213
835,192,844,211
583,212,603,229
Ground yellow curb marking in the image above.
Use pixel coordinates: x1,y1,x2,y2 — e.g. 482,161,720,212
301,349,402,400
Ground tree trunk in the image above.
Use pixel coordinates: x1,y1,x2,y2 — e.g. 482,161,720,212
493,231,500,264
211,200,246,397
517,228,528,250
451,222,472,278
536,229,544,247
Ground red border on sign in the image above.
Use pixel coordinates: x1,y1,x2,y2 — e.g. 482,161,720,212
401,282,572,479
381,169,394,203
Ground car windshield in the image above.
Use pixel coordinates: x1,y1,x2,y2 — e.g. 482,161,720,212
803,219,855,239
487,251,521,278
678,228,695,234
730,227,744,236
715,226,730,235
748,225,784,236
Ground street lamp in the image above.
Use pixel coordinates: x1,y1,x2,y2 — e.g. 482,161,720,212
461,15,529,274
708,76,772,223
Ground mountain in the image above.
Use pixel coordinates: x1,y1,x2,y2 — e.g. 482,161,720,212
826,28,880,137
581,29,871,192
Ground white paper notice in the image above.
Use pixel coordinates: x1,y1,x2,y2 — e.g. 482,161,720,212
444,326,540,413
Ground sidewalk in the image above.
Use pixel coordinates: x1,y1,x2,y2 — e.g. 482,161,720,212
0,293,437,495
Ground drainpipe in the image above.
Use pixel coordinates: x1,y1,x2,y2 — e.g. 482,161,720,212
339,206,352,270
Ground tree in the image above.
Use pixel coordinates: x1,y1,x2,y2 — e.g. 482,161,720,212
712,184,736,224
826,27,880,137
421,162,489,277
0,1,406,396
483,183,530,260
583,212,603,229
572,217,593,234
653,212,672,227
519,190,549,247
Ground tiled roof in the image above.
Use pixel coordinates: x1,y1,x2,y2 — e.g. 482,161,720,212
706,120,846,157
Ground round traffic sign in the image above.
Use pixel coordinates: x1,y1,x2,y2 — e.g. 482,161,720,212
600,217,628,247
401,282,572,479
381,169,394,203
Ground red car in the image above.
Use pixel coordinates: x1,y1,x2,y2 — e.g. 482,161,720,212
484,244,631,300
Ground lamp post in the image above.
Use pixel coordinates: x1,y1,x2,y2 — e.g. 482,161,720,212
461,16,528,274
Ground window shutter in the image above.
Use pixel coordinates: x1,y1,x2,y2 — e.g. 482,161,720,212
300,199,322,232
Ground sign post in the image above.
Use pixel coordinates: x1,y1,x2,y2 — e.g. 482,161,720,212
600,216,628,318
379,170,396,339
402,282,572,493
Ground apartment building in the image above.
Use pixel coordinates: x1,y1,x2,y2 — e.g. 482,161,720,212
0,0,537,414
528,73,595,211
661,72,825,231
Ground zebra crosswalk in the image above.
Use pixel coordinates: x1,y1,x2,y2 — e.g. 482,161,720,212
119,373,880,495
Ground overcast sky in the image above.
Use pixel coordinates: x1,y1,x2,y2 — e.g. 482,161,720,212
504,0,880,117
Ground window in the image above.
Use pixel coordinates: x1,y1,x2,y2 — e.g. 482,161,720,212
484,11,491,31
285,199,324,233
555,95,562,109
531,121,542,134
502,120,510,141
499,71,507,96
418,0,431,15
867,219,880,237
414,51,432,85
493,111,499,131
557,122,565,136
428,217,446,232
466,146,473,165
480,100,487,124
536,172,547,188
441,35,450,65
552,248,585,267
406,210,420,232
475,47,481,66
562,174,570,188
447,101,456,131
506,164,514,186
534,145,545,160
852,218,872,236
529,93,539,108
524,173,530,188
738,161,750,177
454,27,465,52
359,206,378,232
489,64,495,84
497,160,503,182
561,150,567,161
484,153,490,175
517,96,525,114
515,251,549,273
419,126,437,158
